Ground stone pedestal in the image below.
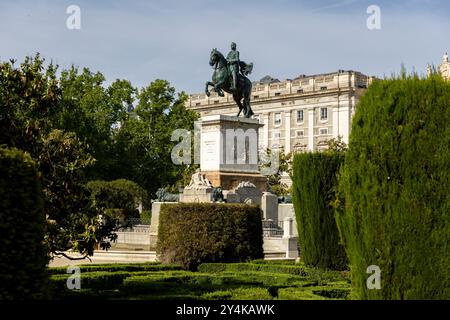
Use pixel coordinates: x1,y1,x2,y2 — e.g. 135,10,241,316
199,115,267,192
149,201,177,249
179,187,213,203
261,192,278,220
224,181,262,205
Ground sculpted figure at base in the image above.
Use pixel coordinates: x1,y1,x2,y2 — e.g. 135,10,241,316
185,169,212,190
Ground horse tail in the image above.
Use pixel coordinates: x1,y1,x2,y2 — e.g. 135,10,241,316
239,61,253,75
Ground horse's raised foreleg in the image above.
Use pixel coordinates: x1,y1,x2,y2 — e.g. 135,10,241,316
205,81,214,97
214,78,227,97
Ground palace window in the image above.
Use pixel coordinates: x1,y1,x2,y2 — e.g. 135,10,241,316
274,113,281,126
273,132,281,140
320,107,328,121
297,89,304,94
319,128,329,135
320,86,327,91
296,130,304,137
296,110,304,123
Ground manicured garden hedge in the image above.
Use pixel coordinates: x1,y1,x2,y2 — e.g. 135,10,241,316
48,262,181,275
87,179,148,221
157,203,264,270
336,75,450,299
291,152,347,270
198,263,308,276
0,147,48,299
47,260,350,300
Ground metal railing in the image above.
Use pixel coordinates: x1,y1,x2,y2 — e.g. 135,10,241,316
262,219,284,238
118,217,151,232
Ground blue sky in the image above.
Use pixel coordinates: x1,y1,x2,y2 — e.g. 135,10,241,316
0,0,449,93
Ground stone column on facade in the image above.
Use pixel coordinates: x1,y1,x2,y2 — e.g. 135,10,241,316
262,113,269,149
333,104,339,139
284,111,291,153
308,108,314,151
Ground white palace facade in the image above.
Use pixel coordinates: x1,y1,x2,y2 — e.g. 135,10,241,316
187,70,374,153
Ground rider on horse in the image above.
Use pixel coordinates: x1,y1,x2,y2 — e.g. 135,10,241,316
206,43,254,118
227,42,240,91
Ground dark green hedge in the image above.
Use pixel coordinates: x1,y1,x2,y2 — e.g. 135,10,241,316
0,147,48,299
291,152,347,270
48,262,181,275
198,263,308,276
50,271,129,294
157,203,264,270
87,179,148,221
336,76,450,299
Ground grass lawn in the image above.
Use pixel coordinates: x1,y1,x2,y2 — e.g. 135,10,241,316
48,260,351,300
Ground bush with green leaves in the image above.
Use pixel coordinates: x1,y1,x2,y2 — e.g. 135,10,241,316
157,203,264,270
291,152,347,270
87,179,148,221
198,263,308,276
48,262,181,275
336,75,450,299
0,147,48,299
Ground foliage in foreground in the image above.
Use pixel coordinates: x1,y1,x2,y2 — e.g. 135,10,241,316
0,55,197,259
336,75,450,299
48,261,350,300
157,203,264,270
0,147,48,299
291,152,347,270
87,179,148,222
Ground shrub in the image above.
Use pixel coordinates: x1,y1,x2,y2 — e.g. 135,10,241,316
157,203,264,270
336,76,450,299
50,271,129,294
87,179,148,221
198,263,308,276
48,262,181,275
0,147,48,299
291,152,347,270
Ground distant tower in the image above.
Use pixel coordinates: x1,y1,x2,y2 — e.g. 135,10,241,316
438,52,450,80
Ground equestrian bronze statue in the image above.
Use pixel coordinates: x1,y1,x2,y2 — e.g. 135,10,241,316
205,42,254,118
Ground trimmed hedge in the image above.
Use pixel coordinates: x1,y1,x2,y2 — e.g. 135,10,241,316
48,262,181,275
87,179,148,221
50,271,129,293
336,76,450,299
157,203,264,270
198,263,308,276
291,152,347,270
0,147,49,299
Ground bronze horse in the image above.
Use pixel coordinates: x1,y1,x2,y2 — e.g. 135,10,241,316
205,48,254,118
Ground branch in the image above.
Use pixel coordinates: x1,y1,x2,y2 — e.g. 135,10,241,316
52,251,92,261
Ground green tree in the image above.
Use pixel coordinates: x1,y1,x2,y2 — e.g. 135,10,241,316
0,55,59,151
336,75,450,299
87,179,148,222
115,80,198,196
291,152,347,270
40,130,118,257
259,147,292,196
325,135,348,153
55,66,137,180
0,56,119,259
